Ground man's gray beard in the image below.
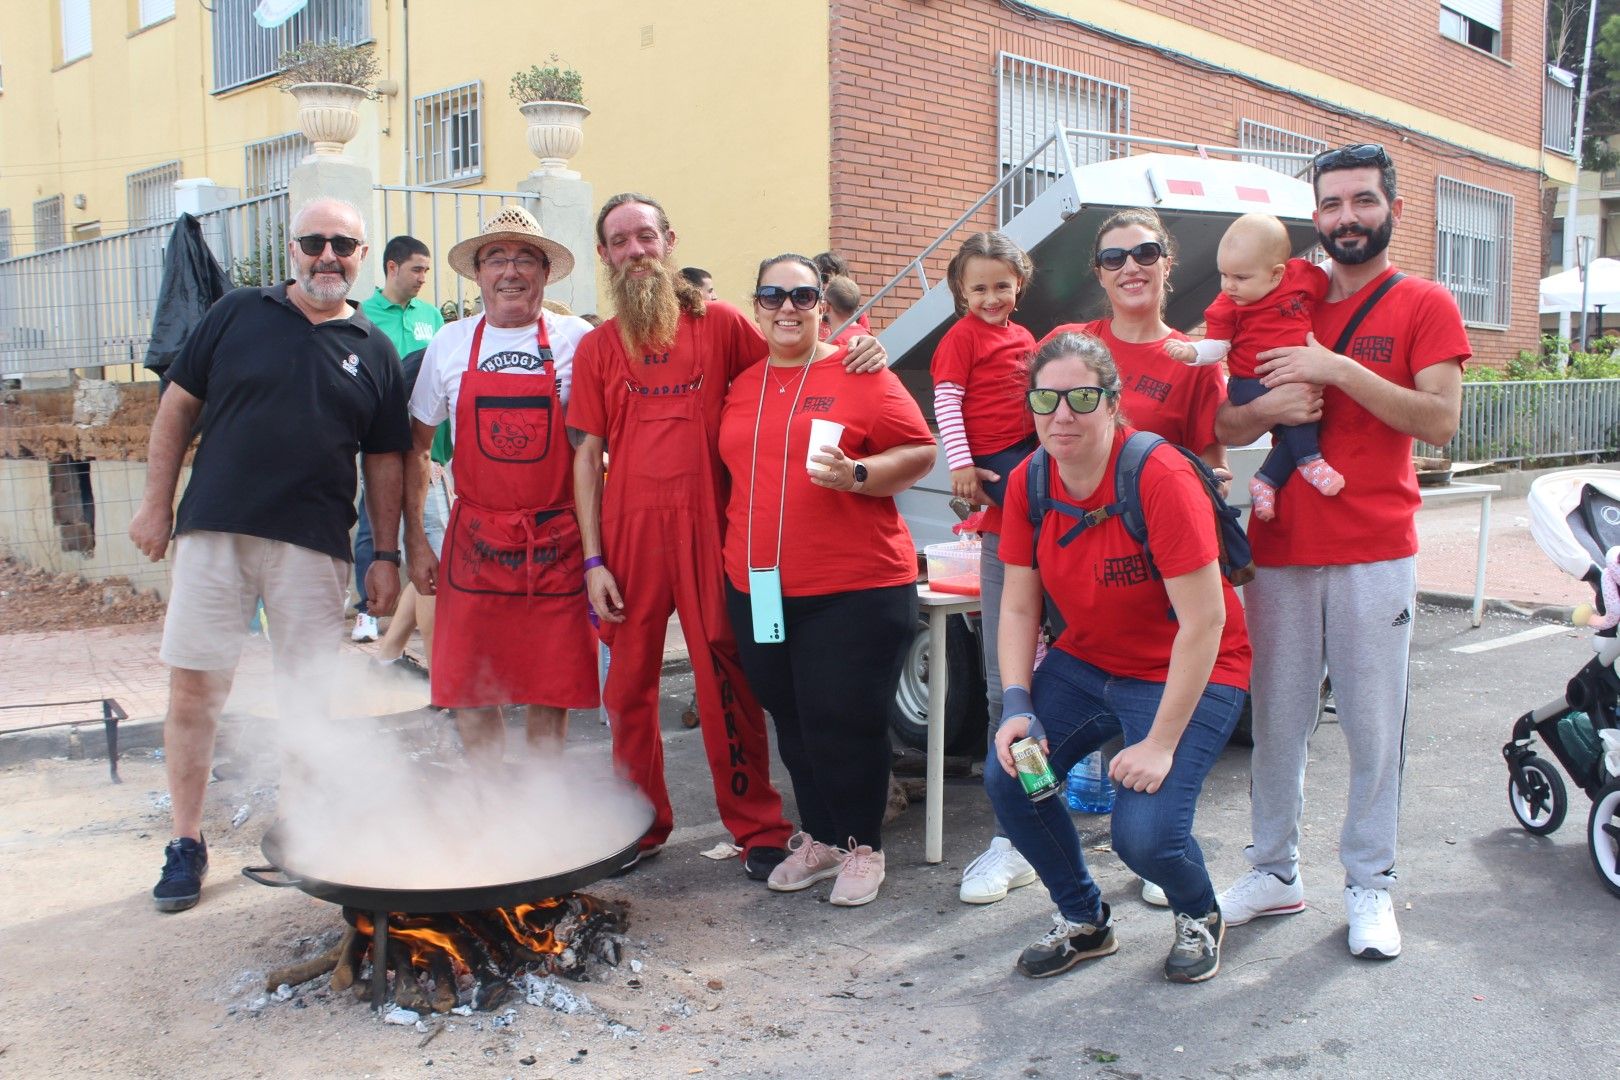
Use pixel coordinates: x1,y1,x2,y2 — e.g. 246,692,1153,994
297,264,353,303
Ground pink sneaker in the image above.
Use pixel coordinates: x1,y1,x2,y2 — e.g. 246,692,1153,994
1297,457,1345,496
829,841,886,907
1249,476,1277,522
767,831,845,892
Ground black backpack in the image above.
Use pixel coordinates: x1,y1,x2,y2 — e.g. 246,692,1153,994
1026,431,1255,628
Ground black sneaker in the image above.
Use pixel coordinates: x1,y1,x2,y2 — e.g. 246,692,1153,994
153,836,208,913
1164,909,1224,983
742,845,789,881
1016,904,1118,978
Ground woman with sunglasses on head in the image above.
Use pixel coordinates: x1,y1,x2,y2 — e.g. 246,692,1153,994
1041,209,1230,486
987,332,1250,983
717,254,937,907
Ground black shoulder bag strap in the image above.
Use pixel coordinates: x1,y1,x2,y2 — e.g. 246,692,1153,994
1332,271,1406,355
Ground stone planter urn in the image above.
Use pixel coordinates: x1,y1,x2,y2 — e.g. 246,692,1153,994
287,82,368,158
519,101,590,177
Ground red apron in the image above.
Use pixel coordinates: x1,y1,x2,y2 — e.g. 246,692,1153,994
429,316,598,709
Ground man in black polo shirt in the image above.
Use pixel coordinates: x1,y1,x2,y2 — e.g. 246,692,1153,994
129,197,411,913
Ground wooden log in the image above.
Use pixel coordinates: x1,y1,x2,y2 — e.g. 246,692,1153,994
264,938,346,993
427,956,458,1014
329,925,361,993
394,968,427,1011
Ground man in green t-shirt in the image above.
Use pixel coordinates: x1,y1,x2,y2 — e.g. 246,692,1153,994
357,235,448,655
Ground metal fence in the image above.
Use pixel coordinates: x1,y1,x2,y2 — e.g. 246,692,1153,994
374,184,542,321
1416,379,1620,463
0,192,288,381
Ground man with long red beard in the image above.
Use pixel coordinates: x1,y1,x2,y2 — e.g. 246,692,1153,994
569,193,885,878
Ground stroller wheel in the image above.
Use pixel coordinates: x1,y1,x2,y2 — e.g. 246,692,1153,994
1588,781,1620,899
1508,755,1567,835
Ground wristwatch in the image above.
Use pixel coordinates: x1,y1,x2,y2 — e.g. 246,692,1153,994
852,462,868,489
373,550,402,565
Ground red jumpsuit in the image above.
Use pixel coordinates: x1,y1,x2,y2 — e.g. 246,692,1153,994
431,316,598,709
568,303,791,855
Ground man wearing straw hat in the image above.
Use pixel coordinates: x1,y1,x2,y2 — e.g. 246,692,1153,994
404,206,599,760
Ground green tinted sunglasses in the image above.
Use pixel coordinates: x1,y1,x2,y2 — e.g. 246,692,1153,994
1026,386,1114,415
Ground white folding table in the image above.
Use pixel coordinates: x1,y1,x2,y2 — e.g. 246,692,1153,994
1418,479,1501,627
915,584,980,864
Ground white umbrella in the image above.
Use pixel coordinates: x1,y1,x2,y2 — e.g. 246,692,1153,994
1539,257,1620,312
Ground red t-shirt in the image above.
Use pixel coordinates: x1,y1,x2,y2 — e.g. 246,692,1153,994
930,315,1038,455
1040,320,1225,455
1249,266,1470,567
720,351,934,596
1204,259,1329,380
820,310,872,341
1000,427,1251,689
567,300,764,463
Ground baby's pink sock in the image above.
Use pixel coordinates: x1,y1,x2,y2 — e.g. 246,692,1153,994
1249,476,1277,522
1297,457,1345,496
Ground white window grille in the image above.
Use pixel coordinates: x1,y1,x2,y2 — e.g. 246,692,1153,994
998,53,1129,226
60,0,92,63
1545,66,1577,156
127,161,181,228
1441,1,1501,56
33,195,65,251
244,131,311,195
0,210,11,260
212,0,370,94
414,81,483,185
1238,119,1326,180
139,0,176,27
1436,177,1513,329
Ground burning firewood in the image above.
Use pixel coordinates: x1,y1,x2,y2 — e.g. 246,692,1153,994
264,937,347,993
426,956,458,1014
328,926,361,992
394,968,428,1012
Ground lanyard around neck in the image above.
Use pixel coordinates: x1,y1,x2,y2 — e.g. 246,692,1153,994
745,351,817,572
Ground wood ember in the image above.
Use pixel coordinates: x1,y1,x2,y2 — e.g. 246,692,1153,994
426,957,458,1014
393,969,427,1012
329,926,361,992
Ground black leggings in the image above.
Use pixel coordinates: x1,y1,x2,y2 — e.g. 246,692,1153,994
725,581,917,851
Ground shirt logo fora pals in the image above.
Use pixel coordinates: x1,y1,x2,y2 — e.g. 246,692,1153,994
1134,374,1172,403
1350,335,1395,365
1098,553,1150,587
800,395,837,414
341,354,360,377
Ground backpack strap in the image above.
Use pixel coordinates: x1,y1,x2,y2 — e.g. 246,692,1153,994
1110,431,1163,570
1332,271,1406,355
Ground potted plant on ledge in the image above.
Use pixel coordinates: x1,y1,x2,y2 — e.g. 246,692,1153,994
278,39,380,159
511,55,589,177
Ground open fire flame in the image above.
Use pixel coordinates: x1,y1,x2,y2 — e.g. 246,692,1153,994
337,894,626,1012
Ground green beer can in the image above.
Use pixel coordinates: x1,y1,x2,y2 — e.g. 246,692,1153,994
1011,737,1059,802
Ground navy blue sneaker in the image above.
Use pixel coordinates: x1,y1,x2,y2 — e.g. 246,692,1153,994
153,836,208,912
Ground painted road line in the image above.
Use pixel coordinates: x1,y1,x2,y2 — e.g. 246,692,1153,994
1451,624,1571,654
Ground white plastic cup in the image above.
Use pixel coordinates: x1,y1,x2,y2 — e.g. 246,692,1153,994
806,419,845,477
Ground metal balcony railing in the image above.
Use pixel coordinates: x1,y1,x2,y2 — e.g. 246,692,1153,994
1417,379,1620,463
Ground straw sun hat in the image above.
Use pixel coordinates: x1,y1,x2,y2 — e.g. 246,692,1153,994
446,205,575,284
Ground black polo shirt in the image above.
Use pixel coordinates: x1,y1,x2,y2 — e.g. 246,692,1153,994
169,282,411,561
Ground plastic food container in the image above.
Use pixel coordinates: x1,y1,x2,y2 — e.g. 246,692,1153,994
925,539,981,595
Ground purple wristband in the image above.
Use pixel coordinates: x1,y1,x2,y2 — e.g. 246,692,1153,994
583,555,605,572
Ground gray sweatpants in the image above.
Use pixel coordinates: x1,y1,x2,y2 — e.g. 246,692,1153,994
1243,557,1415,891
980,530,1006,741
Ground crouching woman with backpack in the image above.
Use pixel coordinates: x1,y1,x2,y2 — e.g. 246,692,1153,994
988,331,1252,985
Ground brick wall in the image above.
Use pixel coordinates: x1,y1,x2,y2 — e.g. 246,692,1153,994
828,0,1545,368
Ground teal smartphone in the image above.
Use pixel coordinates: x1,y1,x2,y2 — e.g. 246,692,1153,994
748,567,786,644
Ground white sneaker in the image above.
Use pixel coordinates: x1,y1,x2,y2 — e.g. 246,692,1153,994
959,837,1038,904
1344,886,1401,959
350,613,379,642
1140,879,1168,907
1218,868,1305,926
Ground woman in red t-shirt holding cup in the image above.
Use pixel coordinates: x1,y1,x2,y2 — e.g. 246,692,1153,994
989,331,1251,984
717,254,937,908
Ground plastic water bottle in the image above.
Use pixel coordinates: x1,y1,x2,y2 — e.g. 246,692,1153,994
1066,751,1115,813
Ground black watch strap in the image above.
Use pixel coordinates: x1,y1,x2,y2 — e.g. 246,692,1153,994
853,462,868,484
372,550,402,565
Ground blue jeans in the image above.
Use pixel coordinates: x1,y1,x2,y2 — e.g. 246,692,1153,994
984,648,1244,923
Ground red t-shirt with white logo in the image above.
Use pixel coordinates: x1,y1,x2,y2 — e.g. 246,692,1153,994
1000,427,1251,689
930,315,1038,455
720,350,935,596
1248,266,1471,567
1203,259,1329,379
1040,320,1225,455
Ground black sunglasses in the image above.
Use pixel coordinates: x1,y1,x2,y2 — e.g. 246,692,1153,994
755,285,823,311
1094,241,1164,271
1311,143,1389,178
295,234,362,258
1027,386,1114,416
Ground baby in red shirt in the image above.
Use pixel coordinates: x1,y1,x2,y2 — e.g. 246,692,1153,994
1165,213,1343,521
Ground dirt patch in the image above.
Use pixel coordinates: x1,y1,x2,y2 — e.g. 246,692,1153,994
0,556,166,634
0,380,162,461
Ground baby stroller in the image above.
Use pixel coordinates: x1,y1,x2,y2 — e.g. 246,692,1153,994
1503,469,1620,898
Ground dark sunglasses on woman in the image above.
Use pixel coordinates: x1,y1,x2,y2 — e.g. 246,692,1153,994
755,285,823,311
1310,143,1389,178
294,234,362,258
1094,241,1164,271
1026,386,1113,415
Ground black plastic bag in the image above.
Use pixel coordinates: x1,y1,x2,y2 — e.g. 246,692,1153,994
144,214,232,377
